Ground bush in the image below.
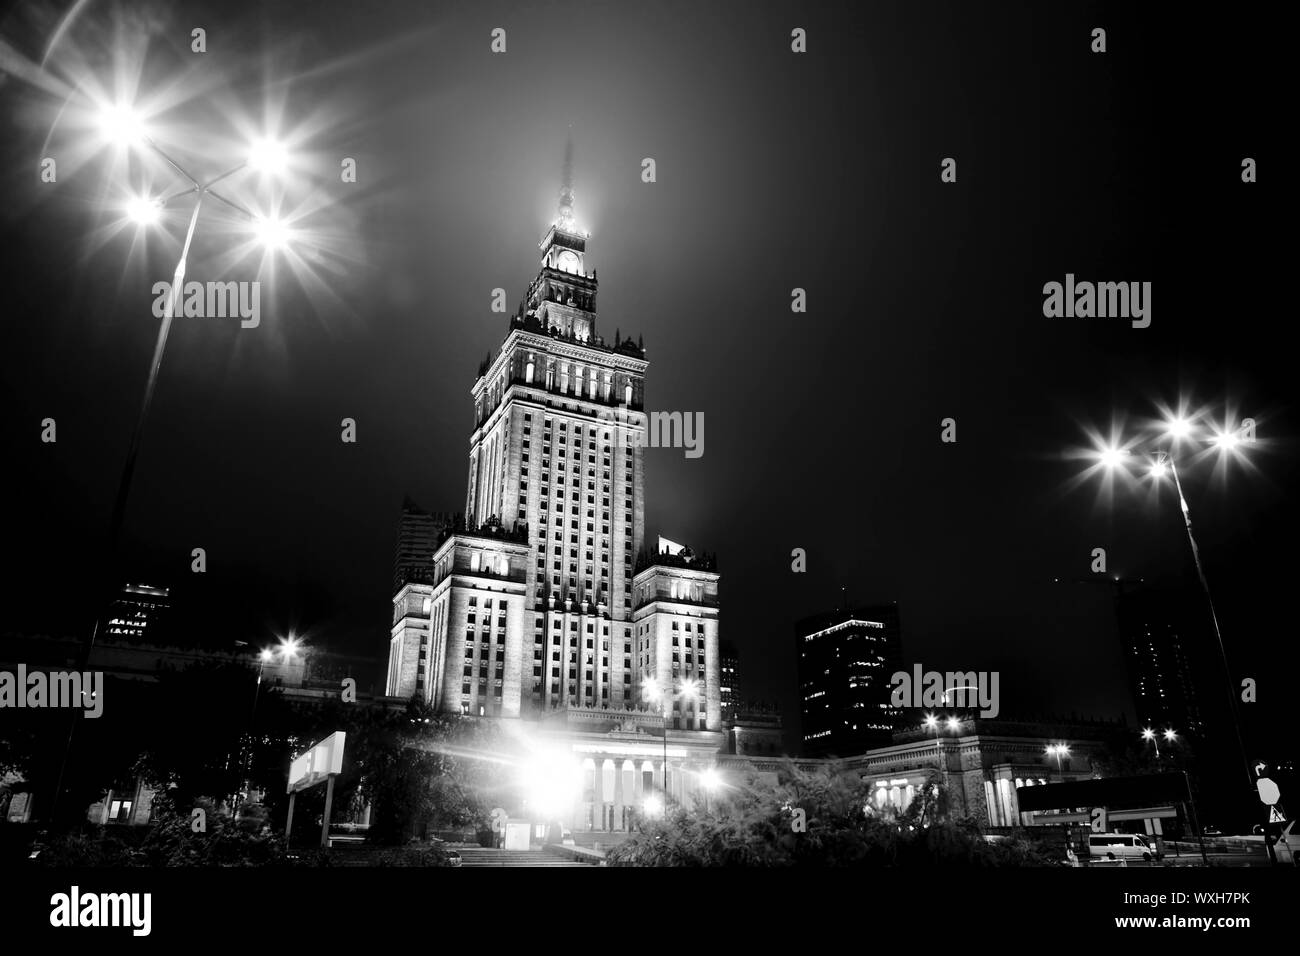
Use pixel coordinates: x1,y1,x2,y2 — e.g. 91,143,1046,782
606,765,1060,867
374,844,456,867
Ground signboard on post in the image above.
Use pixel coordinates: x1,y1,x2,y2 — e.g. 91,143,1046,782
287,731,346,794
284,731,347,849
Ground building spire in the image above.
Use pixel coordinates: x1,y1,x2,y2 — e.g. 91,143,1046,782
557,128,576,232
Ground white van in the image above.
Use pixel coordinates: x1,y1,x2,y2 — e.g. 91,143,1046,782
1088,833,1156,862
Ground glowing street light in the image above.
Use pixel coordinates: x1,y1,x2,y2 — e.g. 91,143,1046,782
97,102,146,147
1098,446,1127,471
1165,416,1194,440
247,137,290,175
1212,429,1240,453
252,215,292,250
125,196,162,225
1141,727,1177,763
1046,743,1070,779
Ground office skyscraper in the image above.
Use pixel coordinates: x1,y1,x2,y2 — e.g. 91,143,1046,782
797,603,902,756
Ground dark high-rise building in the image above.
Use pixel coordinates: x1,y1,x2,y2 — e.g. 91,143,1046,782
101,583,170,643
1115,584,1204,737
797,603,902,756
719,640,740,723
393,498,457,592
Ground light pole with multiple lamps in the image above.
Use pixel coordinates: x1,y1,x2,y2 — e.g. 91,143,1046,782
1045,743,1070,782
50,95,301,819
1087,409,1256,794
921,713,961,824
642,676,698,812
1141,727,1177,767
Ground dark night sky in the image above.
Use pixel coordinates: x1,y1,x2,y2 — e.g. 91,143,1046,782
0,2,1291,757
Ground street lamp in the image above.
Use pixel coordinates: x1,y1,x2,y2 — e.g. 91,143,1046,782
92,101,295,575
1083,407,1256,793
1142,727,1161,761
922,714,951,825
642,676,698,808
49,66,319,820
1046,743,1070,781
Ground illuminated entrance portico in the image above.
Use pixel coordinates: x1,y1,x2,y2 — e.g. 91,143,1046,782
520,705,726,835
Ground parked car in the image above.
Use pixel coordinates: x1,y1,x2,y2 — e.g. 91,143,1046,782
1089,832,1157,862
446,850,462,867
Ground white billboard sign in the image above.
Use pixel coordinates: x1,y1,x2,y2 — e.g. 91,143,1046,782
287,731,346,794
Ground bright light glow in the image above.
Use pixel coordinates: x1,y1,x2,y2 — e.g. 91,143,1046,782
1099,446,1127,470
1212,430,1240,452
248,137,290,175
125,196,161,225
1149,461,1168,480
681,679,699,699
1166,416,1193,440
945,717,960,732
923,714,938,730
520,752,582,818
642,677,661,701
280,636,300,659
1142,728,1155,741
643,794,663,817
259,649,273,662
98,103,146,147
252,216,292,251
700,768,722,791
1163,730,1177,742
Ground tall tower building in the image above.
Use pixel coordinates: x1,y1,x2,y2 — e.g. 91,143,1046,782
797,603,903,756
387,143,720,736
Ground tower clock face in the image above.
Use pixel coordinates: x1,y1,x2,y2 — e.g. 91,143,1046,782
557,250,579,274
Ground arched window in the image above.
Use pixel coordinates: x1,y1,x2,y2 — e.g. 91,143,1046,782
624,383,633,406
525,358,535,384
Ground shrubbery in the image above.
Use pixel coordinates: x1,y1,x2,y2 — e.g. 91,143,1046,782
606,765,1059,867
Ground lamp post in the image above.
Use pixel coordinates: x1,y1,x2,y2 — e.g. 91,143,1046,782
643,676,698,809
49,98,298,819
1086,410,1256,794
96,110,293,578
1046,743,1070,782
922,714,955,825
237,636,301,808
